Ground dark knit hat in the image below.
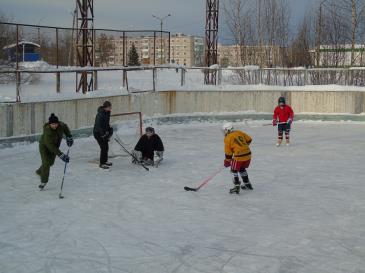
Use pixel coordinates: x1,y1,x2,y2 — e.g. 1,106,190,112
103,101,112,108
278,96,286,105
48,113,59,124
146,127,155,134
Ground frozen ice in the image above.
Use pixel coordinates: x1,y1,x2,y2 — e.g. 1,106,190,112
0,121,365,273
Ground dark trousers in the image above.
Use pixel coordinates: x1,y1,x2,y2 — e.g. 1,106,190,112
278,123,291,140
37,143,56,184
94,134,109,165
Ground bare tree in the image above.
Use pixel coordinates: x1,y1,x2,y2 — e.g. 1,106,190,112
291,15,314,67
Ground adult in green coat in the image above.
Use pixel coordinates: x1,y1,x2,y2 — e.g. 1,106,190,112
36,113,73,190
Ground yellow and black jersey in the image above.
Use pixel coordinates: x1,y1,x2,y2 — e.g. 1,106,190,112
224,130,252,162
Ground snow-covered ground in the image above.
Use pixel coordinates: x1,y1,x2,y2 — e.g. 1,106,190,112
1,62,365,102
1,120,365,273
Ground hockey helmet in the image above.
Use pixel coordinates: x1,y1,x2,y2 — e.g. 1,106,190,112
278,96,286,105
145,127,155,134
222,122,234,135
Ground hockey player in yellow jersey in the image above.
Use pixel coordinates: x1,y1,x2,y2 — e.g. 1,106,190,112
223,123,253,194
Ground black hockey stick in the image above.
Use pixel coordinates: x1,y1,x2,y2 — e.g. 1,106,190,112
114,137,149,171
184,166,225,192
59,148,70,199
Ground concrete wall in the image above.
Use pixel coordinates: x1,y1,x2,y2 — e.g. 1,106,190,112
1,90,364,138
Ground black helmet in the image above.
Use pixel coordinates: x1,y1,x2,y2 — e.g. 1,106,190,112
278,96,286,105
145,127,155,134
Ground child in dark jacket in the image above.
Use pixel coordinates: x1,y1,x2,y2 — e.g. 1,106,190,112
133,127,164,166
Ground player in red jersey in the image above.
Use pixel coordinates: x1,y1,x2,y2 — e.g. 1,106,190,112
273,97,294,146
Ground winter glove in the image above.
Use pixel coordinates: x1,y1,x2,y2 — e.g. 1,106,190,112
272,120,277,126
156,151,164,159
224,159,231,168
132,150,142,164
101,131,110,140
287,118,293,125
108,127,114,138
66,136,74,147
59,153,70,163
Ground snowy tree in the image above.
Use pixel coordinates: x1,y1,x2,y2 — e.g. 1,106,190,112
128,43,140,66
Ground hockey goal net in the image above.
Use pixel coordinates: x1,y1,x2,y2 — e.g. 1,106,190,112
109,111,143,157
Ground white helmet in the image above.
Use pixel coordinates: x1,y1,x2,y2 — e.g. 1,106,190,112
222,122,234,134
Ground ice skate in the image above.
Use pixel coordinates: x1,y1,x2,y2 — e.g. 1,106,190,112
229,185,240,194
38,183,46,190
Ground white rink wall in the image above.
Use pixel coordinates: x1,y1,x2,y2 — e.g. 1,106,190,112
1,90,365,138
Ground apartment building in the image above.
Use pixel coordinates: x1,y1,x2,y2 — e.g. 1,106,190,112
95,33,204,67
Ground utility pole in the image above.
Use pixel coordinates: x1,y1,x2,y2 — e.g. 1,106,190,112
351,0,357,66
152,14,171,65
316,0,328,68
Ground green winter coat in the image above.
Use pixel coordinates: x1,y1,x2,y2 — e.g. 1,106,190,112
39,122,72,156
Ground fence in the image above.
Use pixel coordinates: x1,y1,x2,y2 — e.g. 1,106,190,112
0,22,171,68
1,65,365,102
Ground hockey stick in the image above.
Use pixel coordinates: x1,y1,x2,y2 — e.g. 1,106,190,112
184,166,226,192
59,148,70,199
114,137,149,171
263,122,289,126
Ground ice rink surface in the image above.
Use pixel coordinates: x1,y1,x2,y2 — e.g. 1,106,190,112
1,121,365,273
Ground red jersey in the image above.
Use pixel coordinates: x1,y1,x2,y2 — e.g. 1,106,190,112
273,105,294,123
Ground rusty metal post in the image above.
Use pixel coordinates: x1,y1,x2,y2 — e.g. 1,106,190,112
153,31,156,66
16,72,21,102
15,25,20,102
123,31,126,66
56,28,60,93
153,68,156,92
94,70,98,90
76,0,94,93
16,25,19,70
204,0,219,85
168,32,171,63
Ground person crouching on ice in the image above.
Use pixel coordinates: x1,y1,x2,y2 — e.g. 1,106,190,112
223,123,253,195
36,113,73,190
132,127,164,166
273,96,294,146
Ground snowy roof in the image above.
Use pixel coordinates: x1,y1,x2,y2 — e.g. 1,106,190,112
3,41,40,50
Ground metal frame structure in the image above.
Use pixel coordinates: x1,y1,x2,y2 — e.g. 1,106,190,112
76,0,94,93
111,111,143,137
204,0,219,85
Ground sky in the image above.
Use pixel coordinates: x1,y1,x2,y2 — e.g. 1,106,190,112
0,0,320,42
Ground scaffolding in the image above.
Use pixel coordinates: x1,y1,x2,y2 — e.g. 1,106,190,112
76,0,94,93
204,0,219,85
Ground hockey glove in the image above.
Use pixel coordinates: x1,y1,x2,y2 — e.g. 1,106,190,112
272,120,277,126
287,118,292,125
101,131,110,140
156,151,164,159
224,159,231,168
132,150,142,164
108,127,114,138
66,136,74,147
59,153,70,163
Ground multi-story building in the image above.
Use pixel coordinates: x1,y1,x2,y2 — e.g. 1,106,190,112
95,33,205,67
315,44,365,67
170,33,204,66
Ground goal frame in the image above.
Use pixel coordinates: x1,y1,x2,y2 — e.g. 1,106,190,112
110,111,143,137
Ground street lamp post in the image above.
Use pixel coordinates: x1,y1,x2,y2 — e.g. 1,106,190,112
152,14,171,64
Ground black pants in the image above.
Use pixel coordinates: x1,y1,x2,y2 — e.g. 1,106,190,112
278,123,291,140
94,133,109,165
